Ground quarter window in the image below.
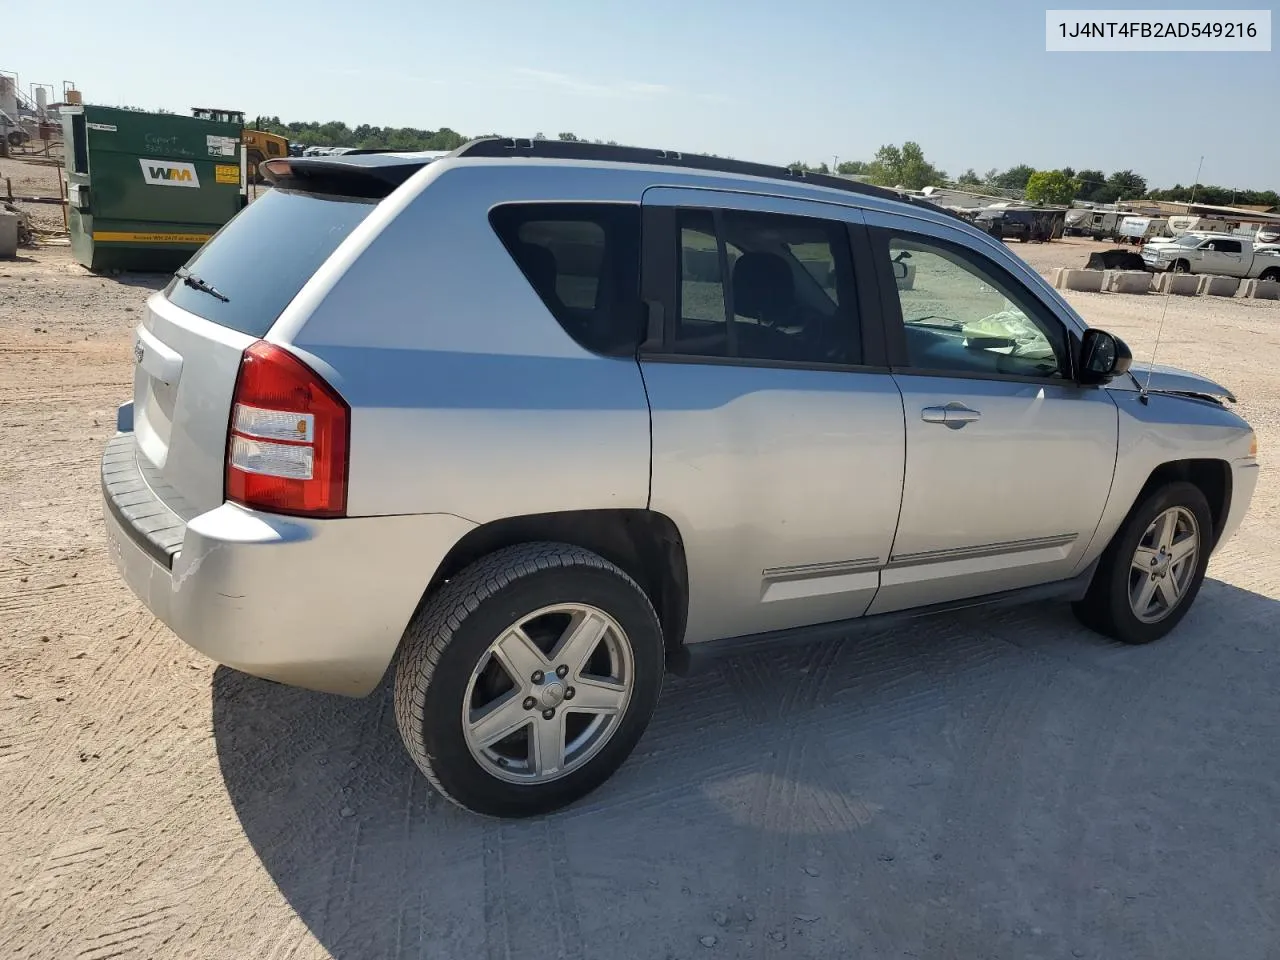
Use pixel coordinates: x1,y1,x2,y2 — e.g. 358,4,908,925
885,236,1066,379
671,209,861,365
490,203,642,356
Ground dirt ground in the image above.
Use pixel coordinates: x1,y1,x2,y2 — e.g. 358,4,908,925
2,217,1279,958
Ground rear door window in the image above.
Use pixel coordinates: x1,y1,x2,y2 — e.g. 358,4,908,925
163,188,376,337
669,208,862,365
489,203,642,356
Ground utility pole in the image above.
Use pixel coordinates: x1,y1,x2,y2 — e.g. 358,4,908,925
1190,155,1204,204
832,155,839,175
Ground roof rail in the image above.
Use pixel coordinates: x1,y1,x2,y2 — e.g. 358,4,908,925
453,138,964,220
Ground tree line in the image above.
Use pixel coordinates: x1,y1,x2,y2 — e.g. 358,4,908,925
250,118,1277,209
794,141,1277,209
250,119,621,152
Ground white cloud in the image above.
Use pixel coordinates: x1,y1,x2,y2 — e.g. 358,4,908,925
513,68,676,100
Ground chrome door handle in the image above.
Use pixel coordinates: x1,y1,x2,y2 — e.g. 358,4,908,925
921,402,982,429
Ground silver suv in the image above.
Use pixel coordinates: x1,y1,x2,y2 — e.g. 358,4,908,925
102,139,1259,817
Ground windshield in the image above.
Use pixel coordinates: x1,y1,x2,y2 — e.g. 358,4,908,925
1173,235,1203,247
163,188,376,337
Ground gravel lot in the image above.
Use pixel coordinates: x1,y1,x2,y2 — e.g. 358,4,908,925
2,191,1278,959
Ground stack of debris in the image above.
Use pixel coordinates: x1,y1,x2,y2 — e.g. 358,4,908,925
1085,249,1148,272
1,199,34,256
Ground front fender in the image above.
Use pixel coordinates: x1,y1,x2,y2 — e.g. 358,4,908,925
1078,391,1254,567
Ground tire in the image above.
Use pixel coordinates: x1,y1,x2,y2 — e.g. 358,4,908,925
246,149,265,184
1172,259,1191,274
394,542,664,817
1073,481,1213,645
1259,268,1280,283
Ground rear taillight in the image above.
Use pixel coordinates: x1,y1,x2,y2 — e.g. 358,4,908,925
225,341,349,518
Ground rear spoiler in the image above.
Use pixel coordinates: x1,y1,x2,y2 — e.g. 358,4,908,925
260,153,445,195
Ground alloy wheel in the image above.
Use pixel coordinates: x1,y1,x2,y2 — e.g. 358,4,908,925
1128,506,1199,624
461,603,634,784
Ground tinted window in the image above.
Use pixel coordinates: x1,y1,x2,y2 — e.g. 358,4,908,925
490,203,641,356
886,235,1065,379
164,188,376,337
1209,238,1242,253
671,208,860,365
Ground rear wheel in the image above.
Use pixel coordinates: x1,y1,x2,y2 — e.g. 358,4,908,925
1073,481,1212,644
1259,268,1280,283
394,543,664,817
246,149,265,184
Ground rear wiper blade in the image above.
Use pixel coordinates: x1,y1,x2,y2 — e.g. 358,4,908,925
175,267,229,303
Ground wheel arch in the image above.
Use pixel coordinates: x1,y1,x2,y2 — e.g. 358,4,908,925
1133,458,1232,548
422,509,690,658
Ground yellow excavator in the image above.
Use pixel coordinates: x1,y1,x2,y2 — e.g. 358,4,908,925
191,107,289,183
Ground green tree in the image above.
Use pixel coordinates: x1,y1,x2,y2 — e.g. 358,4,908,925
1024,169,1080,206
1104,169,1147,201
1075,169,1108,201
1148,184,1279,207
992,164,1035,190
837,159,869,175
956,168,981,186
866,142,947,190
557,132,581,141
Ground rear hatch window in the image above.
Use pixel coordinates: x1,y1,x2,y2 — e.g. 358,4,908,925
163,187,376,337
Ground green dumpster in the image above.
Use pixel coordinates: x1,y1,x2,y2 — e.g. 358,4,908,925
62,105,245,272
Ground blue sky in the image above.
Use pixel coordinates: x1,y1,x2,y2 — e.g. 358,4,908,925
8,0,1277,188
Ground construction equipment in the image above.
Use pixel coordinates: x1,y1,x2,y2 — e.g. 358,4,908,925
191,108,286,182
243,129,289,182
63,104,245,271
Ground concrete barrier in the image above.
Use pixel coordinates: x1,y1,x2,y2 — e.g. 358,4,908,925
1152,272,1201,296
1202,275,1240,297
1059,268,1104,292
1247,279,1280,300
1049,267,1066,289
0,212,19,259
1105,270,1152,294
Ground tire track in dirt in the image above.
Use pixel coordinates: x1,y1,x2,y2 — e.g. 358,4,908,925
480,818,586,960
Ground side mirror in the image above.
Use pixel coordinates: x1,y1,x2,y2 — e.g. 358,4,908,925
1078,328,1132,384
891,261,909,281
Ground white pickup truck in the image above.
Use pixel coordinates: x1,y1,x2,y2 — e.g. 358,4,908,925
1143,232,1280,281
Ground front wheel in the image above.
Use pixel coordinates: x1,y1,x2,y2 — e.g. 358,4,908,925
1258,268,1280,284
1172,259,1192,274
1073,481,1212,644
394,543,664,817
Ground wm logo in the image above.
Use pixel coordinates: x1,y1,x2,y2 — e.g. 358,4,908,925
149,166,192,182
138,158,201,188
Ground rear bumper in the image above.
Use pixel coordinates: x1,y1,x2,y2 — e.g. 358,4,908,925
102,431,476,696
